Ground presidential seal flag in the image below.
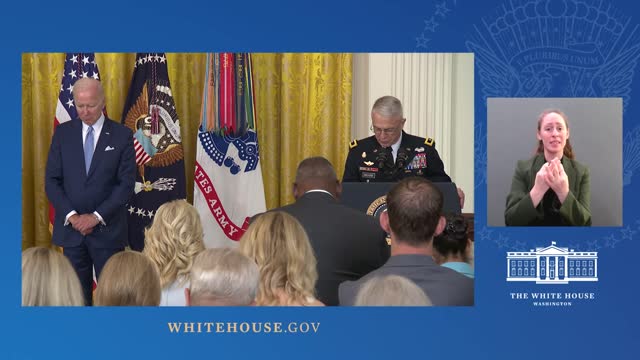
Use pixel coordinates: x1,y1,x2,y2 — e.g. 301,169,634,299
194,53,266,248
49,53,103,232
121,53,186,251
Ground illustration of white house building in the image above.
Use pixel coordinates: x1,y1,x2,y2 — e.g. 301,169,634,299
506,242,598,284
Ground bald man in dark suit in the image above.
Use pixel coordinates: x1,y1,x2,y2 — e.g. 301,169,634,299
274,157,389,306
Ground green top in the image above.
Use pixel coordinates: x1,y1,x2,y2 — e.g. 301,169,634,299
505,154,591,226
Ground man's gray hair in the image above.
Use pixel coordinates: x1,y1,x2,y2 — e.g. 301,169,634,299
371,96,403,119
188,248,259,306
355,275,432,306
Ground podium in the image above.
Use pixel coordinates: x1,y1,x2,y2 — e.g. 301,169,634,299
340,182,461,218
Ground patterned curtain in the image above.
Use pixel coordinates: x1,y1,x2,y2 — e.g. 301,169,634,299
252,53,352,208
22,53,351,248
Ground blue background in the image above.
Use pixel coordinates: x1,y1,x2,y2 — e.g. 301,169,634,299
4,0,640,359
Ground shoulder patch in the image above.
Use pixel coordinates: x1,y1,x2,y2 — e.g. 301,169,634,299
349,139,358,149
425,137,434,146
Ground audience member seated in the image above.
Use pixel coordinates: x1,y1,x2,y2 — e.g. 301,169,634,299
433,214,474,278
94,251,161,306
355,275,432,306
22,247,84,306
185,248,259,306
339,177,474,306
239,211,324,306
143,199,205,306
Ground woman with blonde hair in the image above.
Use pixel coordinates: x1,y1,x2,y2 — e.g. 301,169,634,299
94,251,161,306
239,211,323,306
143,199,205,306
22,247,84,306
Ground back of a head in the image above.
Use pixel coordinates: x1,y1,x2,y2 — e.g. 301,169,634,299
22,247,84,306
433,214,469,261
355,275,432,306
143,199,205,288
294,156,338,194
239,211,318,305
188,248,259,306
386,177,443,246
95,251,161,306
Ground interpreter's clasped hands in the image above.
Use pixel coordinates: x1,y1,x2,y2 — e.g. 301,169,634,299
535,158,569,202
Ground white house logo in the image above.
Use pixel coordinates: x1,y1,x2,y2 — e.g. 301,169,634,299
506,241,598,284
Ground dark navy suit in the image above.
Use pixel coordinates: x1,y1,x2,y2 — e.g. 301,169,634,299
276,191,389,306
45,117,136,304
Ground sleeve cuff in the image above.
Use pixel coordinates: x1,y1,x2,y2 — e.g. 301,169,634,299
64,210,77,226
93,211,106,226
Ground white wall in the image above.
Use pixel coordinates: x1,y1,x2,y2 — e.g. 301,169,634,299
352,53,475,212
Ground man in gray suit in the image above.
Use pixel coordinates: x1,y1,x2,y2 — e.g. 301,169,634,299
339,177,474,306
276,157,389,306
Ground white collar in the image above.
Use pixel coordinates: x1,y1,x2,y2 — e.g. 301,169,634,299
390,132,403,158
304,189,334,198
82,113,105,134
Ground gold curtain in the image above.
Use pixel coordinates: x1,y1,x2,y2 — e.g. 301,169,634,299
22,53,352,249
253,53,352,207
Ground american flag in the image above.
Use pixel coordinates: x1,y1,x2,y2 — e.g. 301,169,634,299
50,53,103,228
54,53,101,126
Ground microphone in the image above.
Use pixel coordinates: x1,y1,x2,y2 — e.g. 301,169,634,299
396,147,410,173
376,147,391,170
